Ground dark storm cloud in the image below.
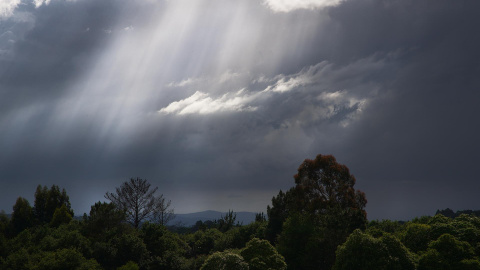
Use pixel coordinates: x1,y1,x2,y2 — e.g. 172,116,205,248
313,0,480,219
1,0,479,219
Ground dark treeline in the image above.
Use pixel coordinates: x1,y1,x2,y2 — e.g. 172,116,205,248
1,154,480,270
436,208,480,219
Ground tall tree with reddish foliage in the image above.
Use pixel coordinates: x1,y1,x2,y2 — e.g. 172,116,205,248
269,154,367,270
293,154,367,232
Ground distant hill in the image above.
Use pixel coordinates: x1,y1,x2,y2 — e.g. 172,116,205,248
168,210,256,227
4,210,256,227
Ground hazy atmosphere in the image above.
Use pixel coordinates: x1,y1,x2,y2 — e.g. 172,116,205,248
1,0,479,220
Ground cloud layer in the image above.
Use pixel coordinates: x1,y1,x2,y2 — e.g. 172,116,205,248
1,0,480,220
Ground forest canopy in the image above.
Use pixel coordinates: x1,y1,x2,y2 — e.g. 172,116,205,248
1,154,479,270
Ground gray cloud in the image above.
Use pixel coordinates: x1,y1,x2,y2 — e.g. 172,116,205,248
1,0,479,220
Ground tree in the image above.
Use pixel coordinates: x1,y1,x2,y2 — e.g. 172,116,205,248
189,228,223,255
200,251,249,270
105,177,174,228
84,202,127,239
111,232,149,268
293,154,367,231
34,185,73,224
11,197,34,235
436,208,456,218
40,224,92,258
255,212,266,223
241,238,287,270
276,213,319,270
34,185,48,223
217,210,238,232
0,210,9,236
153,195,175,226
401,223,432,253
33,248,102,270
267,154,367,269
266,189,295,243
333,229,415,270
367,219,404,235
140,222,190,269
50,204,73,228
3,248,31,270
418,234,480,270
453,214,480,245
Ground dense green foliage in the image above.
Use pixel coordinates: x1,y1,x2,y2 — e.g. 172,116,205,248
0,185,275,270
200,251,249,270
2,155,480,269
241,238,287,270
333,229,415,270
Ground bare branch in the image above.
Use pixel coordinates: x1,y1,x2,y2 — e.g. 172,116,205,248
104,177,174,228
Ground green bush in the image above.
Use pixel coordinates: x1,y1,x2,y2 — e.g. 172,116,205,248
200,251,248,270
418,234,479,270
241,238,286,270
333,229,415,270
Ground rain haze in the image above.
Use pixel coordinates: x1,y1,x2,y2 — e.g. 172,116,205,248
1,0,479,220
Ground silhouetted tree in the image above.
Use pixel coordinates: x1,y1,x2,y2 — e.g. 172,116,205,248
105,178,174,228
11,197,33,235
0,211,9,244
436,208,456,218
192,220,207,232
217,210,237,232
33,185,48,223
266,189,295,243
255,212,266,223
34,185,73,224
153,195,175,226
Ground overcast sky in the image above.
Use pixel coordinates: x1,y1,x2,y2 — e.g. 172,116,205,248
1,0,479,220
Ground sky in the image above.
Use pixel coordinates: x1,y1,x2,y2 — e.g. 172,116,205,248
1,0,479,221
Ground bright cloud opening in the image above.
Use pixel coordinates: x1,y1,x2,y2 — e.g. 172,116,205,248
33,0,52,8
0,0,20,19
263,0,343,12
159,90,257,115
